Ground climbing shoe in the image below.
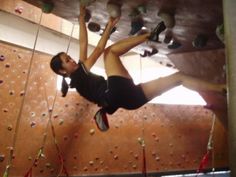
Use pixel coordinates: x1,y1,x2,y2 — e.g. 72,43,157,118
94,109,109,132
149,21,166,42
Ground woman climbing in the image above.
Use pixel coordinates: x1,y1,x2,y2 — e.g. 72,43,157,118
50,5,225,131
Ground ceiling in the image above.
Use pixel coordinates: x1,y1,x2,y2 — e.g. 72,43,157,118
23,0,224,56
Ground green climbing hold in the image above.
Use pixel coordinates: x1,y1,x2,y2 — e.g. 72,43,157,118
42,1,54,14
137,4,147,14
216,24,224,44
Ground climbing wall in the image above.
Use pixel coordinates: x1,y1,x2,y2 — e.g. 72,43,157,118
0,41,228,176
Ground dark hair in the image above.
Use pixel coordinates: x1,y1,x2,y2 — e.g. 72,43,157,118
50,52,69,97
50,52,65,76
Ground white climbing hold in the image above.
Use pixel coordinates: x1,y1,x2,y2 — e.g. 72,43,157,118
59,118,64,125
107,2,121,18
89,129,95,135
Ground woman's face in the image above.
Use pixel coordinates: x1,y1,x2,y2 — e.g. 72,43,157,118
59,53,78,76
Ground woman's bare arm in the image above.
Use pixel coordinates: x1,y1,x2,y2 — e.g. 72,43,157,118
79,5,88,62
84,17,120,70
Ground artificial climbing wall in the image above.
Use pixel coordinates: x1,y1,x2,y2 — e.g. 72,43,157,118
0,41,228,176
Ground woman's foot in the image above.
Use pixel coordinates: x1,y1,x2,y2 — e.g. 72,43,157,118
149,21,166,42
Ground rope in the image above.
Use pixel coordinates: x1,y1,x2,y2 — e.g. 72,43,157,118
66,23,75,54
41,21,76,177
139,55,147,177
43,90,69,177
40,23,77,177
23,22,75,177
196,113,216,177
3,11,43,177
23,87,58,177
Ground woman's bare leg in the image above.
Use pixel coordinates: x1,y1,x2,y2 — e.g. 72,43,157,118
104,33,150,77
140,72,225,101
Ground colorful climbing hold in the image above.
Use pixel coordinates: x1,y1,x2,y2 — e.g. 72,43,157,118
164,31,173,44
17,54,22,59
137,137,145,146
30,121,36,127
89,129,95,135
129,18,144,35
89,160,94,165
107,2,122,18
100,160,104,165
41,113,46,117
88,22,101,32
45,162,51,168
113,155,118,160
168,40,182,49
84,9,91,23
134,154,139,159
158,12,175,28
59,118,64,125
15,6,23,14
5,63,10,68
0,154,5,162
3,108,8,113
31,112,36,117
0,55,5,61
7,125,13,131
63,136,68,141
20,91,25,96
137,4,147,14
192,34,208,48
42,1,54,14
216,24,224,44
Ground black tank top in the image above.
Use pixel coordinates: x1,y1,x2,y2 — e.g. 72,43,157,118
69,62,107,107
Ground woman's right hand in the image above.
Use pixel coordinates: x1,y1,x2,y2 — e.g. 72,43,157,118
108,16,120,28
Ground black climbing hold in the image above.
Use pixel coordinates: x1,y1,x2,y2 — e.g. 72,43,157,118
192,34,208,48
84,9,91,23
163,31,172,44
88,22,101,32
168,40,181,49
0,55,5,61
129,18,144,35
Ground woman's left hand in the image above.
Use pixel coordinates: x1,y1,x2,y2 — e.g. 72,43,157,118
79,5,86,18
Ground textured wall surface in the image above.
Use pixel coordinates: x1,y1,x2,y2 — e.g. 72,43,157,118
0,42,228,176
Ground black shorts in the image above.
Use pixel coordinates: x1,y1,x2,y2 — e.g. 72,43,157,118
105,76,148,114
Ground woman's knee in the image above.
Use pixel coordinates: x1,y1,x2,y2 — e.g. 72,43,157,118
104,45,117,57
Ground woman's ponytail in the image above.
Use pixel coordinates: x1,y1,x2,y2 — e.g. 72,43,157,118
61,77,69,97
